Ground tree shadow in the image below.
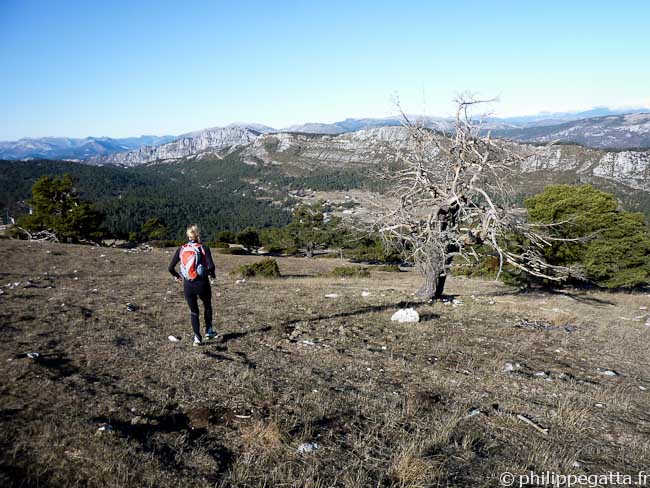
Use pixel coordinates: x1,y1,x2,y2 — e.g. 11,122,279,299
282,301,426,327
546,288,615,306
92,410,234,475
19,352,79,379
220,325,272,344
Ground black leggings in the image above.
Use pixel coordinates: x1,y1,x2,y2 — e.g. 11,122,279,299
183,280,213,339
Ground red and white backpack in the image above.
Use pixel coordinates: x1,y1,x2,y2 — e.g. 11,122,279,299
179,242,206,281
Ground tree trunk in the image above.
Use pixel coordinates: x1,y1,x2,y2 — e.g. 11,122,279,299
417,247,456,300
417,259,444,300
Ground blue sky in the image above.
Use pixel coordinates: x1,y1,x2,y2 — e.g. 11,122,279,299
1,0,648,139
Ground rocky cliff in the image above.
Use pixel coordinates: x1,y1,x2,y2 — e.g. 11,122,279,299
88,127,260,166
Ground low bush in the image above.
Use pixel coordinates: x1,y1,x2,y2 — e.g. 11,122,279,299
264,245,286,255
218,247,250,255
237,258,281,278
376,264,401,272
331,266,370,278
150,239,184,248
209,241,230,249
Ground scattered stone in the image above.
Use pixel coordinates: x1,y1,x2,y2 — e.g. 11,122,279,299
516,319,556,331
639,386,647,391
26,352,40,359
168,335,180,342
126,303,138,312
131,416,148,425
466,407,482,418
534,371,548,377
503,362,521,373
301,339,316,346
595,403,605,408
600,370,619,377
97,425,113,433
361,290,370,297
391,308,420,323
573,461,582,468
324,293,339,298
297,442,320,454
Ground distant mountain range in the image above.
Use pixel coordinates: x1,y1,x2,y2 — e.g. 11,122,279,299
489,113,650,149
0,135,176,161
1,107,649,160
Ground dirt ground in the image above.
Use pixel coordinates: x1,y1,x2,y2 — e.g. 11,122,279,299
1,239,649,487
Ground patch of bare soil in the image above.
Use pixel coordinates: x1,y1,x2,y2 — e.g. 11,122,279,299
1,239,649,487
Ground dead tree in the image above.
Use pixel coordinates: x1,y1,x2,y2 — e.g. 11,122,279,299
371,96,568,299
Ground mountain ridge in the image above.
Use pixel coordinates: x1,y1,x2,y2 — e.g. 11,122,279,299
3,107,650,161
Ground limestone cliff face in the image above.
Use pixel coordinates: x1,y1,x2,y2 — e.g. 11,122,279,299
522,145,650,190
242,127,413,168
88,123,650,192
89,127,260,166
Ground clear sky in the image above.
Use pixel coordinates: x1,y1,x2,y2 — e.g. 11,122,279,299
1,0,648,139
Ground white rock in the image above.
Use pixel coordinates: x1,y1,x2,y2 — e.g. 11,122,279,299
503,362,520,373
27,352,40,359
361,290,370,297
297,442,320,454
325,293,339,298
168,335,180,342
391,308,420,323
600,370,619,376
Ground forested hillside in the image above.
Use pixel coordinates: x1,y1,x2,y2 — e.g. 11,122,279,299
0,151,378,239
0,155,290,238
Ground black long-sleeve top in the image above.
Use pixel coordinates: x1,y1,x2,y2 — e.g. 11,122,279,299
168,241,216,281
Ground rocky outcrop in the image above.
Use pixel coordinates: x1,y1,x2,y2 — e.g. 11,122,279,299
82,122,650,193
242,126,413,168
522,144,650,190
88,127,260,166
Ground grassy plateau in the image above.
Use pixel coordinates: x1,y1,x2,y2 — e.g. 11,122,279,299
1,239,649,487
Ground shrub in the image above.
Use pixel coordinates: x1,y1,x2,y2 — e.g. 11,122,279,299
236,228,261,251
284,246,299,255
214,230,236,244
237,258,281,278
218,246,249,255
376,264,401,272
209,241,230,249
331,266,370,278
18,174,104,243
343,238,402,263
525,185,650,289
264,244,286,255
150,239,184,248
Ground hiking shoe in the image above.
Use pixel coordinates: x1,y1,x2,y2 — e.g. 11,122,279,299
205,327,217,339
193,335,202,347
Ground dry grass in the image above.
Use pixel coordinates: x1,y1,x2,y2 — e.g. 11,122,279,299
1,239,650,487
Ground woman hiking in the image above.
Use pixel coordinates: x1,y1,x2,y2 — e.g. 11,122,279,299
168,224,217,346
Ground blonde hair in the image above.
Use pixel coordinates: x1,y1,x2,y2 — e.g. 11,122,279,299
186,224,200,241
